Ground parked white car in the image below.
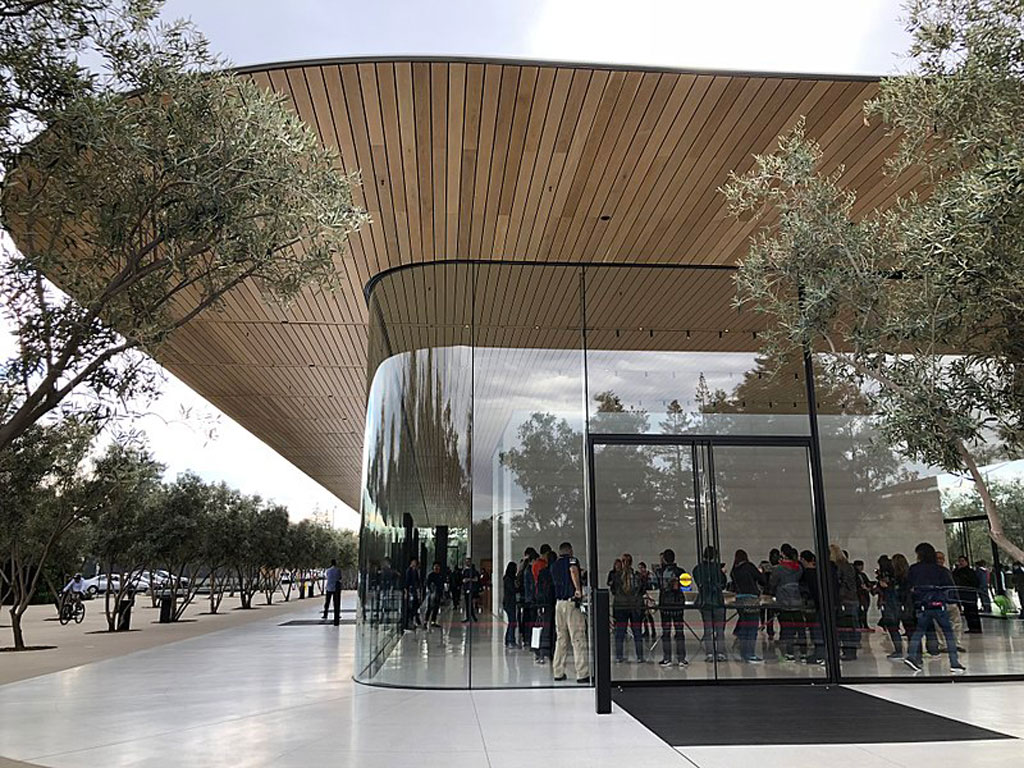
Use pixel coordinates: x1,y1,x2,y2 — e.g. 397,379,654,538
81,574,150,596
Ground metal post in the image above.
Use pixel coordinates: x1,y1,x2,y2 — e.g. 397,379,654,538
802,344,842,684
594,588,612,714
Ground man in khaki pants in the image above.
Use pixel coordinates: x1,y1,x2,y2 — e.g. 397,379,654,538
551,542,591,684
936,552,965,652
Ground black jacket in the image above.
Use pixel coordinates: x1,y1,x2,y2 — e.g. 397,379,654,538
730,561,764,596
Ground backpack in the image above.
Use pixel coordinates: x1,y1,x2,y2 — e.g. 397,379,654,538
535,567,554,605
660,564,685,609
522,563,536,603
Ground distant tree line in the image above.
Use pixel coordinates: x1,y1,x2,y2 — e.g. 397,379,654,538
0,428,357,650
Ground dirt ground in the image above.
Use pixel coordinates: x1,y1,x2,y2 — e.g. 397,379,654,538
0,590,332,686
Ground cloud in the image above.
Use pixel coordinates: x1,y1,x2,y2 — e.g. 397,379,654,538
526,0,907,75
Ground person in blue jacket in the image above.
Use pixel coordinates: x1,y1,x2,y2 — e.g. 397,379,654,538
904,542,966,674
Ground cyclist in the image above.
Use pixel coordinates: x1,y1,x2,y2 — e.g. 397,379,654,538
62,573,86,603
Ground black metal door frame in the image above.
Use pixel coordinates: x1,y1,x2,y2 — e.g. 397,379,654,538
586,431,841,694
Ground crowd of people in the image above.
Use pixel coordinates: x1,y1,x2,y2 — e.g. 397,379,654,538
388,538,1024,679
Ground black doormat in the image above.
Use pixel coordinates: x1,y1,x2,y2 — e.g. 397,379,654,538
279,619,355,626
612,685,1014,746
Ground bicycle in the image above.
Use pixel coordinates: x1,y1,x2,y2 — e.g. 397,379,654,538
58,593,86,625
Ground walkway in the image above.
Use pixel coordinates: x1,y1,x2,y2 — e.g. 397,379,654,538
0,598,1021,767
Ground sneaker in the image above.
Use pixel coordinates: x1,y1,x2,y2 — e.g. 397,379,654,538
615,657,625,664
676,658,689,667
745,656,764,664
535,657,547,665
576,677,592,684
886,652,903,660
704,654,714,662
553,674,567,681
904,657,923,672
951,664,967,675
715,653,727,662
659,659,673,667
784,654,796,662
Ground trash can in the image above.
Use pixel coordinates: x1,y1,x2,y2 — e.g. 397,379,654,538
158,594,174,623
116,596,133,631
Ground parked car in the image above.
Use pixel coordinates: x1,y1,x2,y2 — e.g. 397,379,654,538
81,574,150,596
147,569,190,587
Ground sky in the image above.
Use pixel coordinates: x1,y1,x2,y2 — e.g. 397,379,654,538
2,1,917,532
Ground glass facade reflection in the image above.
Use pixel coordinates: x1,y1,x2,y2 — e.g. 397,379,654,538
356,263,1024,689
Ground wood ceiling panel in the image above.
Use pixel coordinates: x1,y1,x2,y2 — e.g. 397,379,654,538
75,58,920,511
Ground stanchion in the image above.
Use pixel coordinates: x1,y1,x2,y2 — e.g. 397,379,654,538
594,588,611,714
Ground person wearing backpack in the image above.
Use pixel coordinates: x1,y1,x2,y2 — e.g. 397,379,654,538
770,543,804,661
692,546,727,662
799,550,826,665
534,552,556,664
521,548,538,651
609,553,645,663
657,549,689,667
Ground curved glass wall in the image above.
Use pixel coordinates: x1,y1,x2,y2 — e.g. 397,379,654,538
355,262,1023,688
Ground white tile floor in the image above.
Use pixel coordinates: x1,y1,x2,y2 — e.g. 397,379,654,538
0,598,1021,768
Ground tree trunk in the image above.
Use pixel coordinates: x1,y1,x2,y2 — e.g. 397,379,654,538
958,442,1024,564
208,570,218,614
10,607,25,651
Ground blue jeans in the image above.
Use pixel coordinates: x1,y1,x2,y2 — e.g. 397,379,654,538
700,606,726,656
613,608,644,661
735,596,759,659
504,607,517,646
661,610,687,663
908,606,959,666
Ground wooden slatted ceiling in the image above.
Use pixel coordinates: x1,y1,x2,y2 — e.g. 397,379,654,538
142,58,916,510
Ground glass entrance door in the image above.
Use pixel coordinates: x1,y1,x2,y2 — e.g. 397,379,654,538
591,438,828,683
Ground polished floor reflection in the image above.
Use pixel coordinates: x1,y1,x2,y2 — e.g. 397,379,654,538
0,594,1021,767
368,602,1024,686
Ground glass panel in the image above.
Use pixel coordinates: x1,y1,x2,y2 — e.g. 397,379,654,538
584,266,809,436
471,263,587,687
709,445,827,680
594,443,711,682
816,355,1024,678
355,264,472,688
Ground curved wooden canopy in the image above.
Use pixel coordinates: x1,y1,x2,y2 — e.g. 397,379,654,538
105,57,913,509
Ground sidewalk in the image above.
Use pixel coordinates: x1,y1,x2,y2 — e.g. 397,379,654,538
0,591,340,685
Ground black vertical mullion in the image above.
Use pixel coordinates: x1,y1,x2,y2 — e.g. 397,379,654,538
705,441,722,675
802,345,842,684
690,442,707,675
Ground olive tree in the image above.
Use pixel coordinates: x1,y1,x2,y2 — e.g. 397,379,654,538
281,519,316,602
723,0,1024,563
201,482,236,614
0,0,368,451
0,417,93,649
149,471,212,620
257,504,289,606
84,439,163,631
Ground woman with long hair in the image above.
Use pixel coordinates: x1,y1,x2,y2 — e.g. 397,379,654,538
875,555,903,658
502,561,519,648
892,552,934,655
829,544,861,661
